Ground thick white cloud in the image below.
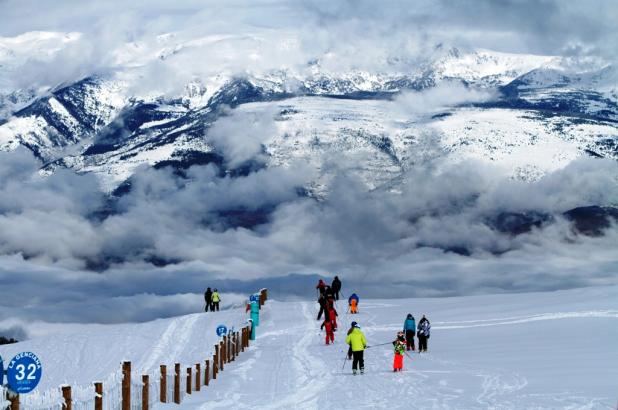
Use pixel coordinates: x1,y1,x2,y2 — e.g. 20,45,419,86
0,0,617,327
0,148,616,325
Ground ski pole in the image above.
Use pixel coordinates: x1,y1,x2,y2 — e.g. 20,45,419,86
365,342,392,349
341,355,348,372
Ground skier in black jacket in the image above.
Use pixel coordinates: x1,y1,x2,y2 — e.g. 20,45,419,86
331,276,342,300
417,315,431,352
204,287,213,312
317,294,328,321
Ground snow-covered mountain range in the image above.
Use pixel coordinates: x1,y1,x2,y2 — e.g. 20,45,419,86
1,32,616,194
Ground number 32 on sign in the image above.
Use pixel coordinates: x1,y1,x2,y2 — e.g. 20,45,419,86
6,352,43,394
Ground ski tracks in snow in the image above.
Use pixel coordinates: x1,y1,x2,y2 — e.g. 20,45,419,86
138,313,200,374
259,301,332,409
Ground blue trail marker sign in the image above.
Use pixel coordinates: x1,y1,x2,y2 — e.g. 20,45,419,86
6,352,43,394
216,324,228,337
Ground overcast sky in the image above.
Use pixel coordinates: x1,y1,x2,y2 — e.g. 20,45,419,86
1,0,617,92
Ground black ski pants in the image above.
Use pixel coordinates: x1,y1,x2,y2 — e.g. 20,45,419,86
352,350,364,371
317,304,326,320
212,302,220,311
418,334,428,352
405,330,415,350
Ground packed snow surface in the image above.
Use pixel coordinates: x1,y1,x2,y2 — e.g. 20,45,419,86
1,286,616,409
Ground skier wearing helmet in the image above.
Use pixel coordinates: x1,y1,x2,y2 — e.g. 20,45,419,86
345,321,367,375
392,331,407,371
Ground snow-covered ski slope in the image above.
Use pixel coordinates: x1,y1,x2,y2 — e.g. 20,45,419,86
1,286,616,409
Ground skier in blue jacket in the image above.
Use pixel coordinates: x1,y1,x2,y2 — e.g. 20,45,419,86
403,313,416,351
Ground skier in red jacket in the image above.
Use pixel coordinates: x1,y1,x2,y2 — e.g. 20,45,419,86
328,305,338,331
316,279,327,296
321,317,335,345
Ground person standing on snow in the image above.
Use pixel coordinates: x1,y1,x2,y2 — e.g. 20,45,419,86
345,321,367,375
316,279,327,297
403,314,416,351
317,294,328,321
417,315,431,352
331,276,342,300
321,317,335,345
392,331,406,372
204,287,213,312
211,289,221,311
348,294,359,314
328,304,338,331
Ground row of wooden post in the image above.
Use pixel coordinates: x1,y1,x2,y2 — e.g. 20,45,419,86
6,289,268,410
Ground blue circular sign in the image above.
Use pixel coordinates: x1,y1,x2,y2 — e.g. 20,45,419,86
249,294,259,302
6,352,42,394
216,325,228,337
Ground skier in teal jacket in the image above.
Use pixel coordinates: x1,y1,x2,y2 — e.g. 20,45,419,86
403,314,416,351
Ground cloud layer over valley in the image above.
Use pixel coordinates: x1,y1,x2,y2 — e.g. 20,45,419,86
0,0,617,331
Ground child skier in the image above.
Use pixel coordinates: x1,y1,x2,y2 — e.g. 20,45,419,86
321,317,335,345
349,298,358,314
328,305,338,331
392,331,406,372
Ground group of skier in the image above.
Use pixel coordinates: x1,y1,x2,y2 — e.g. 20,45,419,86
317,277,341,345
392,314,431,371
314,277,431,374
203,287,221,312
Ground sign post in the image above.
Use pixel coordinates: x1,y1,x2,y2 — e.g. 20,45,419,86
6,352,43,394
250,300,260,326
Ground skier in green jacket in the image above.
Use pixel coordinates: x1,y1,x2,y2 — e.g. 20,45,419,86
392,331,406,371
211,289,221,311
345,321,367,375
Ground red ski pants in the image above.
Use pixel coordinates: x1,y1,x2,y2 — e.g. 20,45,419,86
393,353,403,370
325,331,334,345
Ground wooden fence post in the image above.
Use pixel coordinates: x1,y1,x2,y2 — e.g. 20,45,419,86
195,363,201,391
94,382,103,410
233,332,237,358
160,365,167,403
259,290,265,307
174,363,181,404
263,288,268,302
142,375,149,410
220,340,225,371
122,361,131,410
205,360,210,386
236,332,240,357
62,386,71,410
7,390,19,410
227,335,232,363
186,367,192,395
213,345,218,380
